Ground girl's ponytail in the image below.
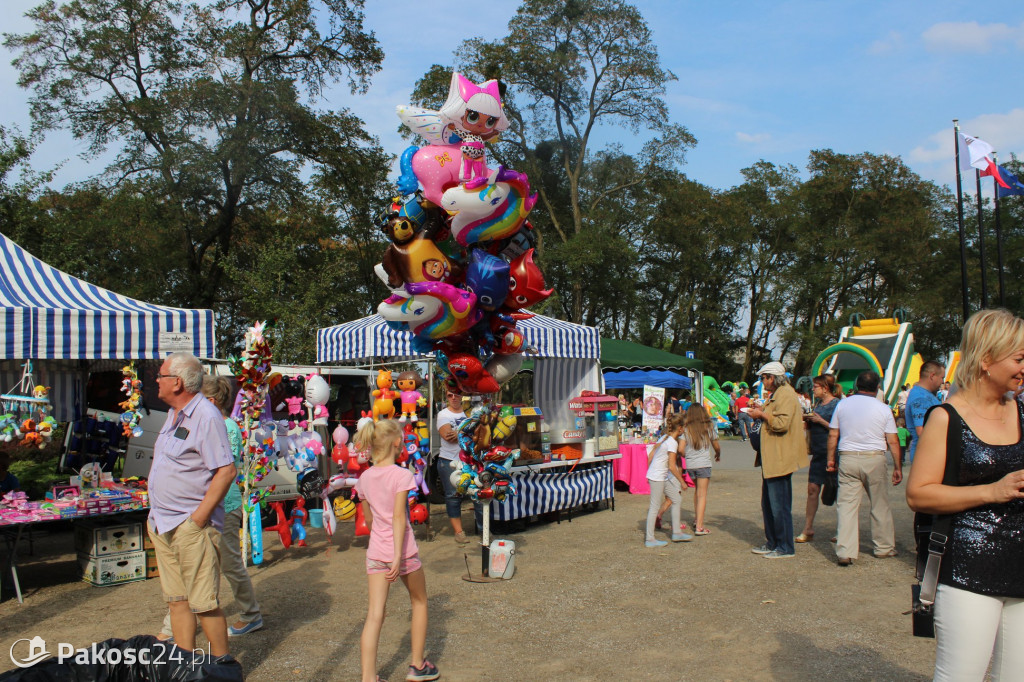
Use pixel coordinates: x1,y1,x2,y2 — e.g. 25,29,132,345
355,418,402,465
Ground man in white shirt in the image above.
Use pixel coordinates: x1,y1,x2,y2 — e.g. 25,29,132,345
826,371,902,566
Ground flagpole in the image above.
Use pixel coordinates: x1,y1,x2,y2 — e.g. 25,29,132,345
953,120,970,322
993,151,1005,307
975,168,988,308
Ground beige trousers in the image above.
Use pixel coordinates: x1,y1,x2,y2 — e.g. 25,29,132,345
835,453,895,560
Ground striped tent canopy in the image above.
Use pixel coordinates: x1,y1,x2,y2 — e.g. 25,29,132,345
317,313,599,363
0,232,216,359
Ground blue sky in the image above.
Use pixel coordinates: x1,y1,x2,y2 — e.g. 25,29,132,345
2,0,1022,193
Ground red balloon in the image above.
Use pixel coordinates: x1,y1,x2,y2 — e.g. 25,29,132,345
409,503,429,525
355,502,370,537
331,443,349,466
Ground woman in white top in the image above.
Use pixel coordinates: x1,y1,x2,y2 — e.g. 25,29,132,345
680,404,721,535
644,414,694,547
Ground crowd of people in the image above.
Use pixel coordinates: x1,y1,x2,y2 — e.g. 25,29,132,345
94,308,1024,681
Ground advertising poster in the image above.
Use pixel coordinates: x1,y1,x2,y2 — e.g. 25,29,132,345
642,385,665,434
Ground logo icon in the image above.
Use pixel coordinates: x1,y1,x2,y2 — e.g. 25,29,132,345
10,636,50,668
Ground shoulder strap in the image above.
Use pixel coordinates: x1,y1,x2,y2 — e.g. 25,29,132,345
917,403,962,604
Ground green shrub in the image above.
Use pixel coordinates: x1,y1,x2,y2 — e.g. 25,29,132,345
8,455,65,500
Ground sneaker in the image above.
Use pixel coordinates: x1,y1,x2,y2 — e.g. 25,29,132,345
228,617,264,637
763,550,795,559
406,659,440,681
454,531,469,545
671,532,694,542
645,539,668,548
750,544,774,555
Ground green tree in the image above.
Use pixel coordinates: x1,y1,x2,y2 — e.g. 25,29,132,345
5,0,386,316
725,161,801,379
778,150,953,375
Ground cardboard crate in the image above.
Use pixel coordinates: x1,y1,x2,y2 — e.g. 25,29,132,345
74,520,143,557
78,550,146,587
145,549,160,579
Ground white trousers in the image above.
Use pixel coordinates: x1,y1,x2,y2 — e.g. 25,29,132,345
934,583,1024,681
645,478,682,542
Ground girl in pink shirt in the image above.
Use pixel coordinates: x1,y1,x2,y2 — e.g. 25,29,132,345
354,419,438,682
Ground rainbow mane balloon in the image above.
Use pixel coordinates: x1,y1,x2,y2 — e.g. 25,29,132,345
442,166,537,246
379,281,481,340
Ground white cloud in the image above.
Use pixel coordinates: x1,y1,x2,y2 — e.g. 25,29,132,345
922,21,1024,54
910,109,1024,169
735,132,772,145
868,31,904,55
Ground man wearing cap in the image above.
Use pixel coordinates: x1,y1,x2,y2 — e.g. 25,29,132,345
826,370,901,566
745,362,807,559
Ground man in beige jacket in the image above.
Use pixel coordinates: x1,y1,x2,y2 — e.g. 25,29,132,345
745,362,808,559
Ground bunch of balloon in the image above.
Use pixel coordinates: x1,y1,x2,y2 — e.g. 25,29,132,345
452,404,520,503
378,71,554,398
228,321,280,565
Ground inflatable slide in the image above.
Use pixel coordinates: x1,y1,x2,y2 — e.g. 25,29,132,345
702,376,732,431
809,312,922,409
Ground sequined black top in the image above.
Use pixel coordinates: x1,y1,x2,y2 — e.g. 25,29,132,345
939,402,1024,597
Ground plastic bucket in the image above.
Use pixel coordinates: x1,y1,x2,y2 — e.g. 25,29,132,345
308,509,324,528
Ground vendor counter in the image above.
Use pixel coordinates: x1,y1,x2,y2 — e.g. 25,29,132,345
490,453,619,522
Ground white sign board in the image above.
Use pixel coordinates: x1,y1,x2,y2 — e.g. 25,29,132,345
642,385,665,434
159,332,194,353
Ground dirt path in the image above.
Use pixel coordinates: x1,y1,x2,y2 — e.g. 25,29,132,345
1,439,937,680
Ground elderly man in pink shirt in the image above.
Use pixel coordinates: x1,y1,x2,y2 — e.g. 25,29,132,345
148,352,236,655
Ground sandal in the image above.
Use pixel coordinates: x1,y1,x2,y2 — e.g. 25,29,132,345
694,528,710,536
795,533,814,543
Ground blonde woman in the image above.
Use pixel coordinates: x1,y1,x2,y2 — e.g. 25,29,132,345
680,404,721,535
908,309,1024,681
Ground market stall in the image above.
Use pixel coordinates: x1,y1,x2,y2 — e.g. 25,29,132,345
0,232,216,421
599,338,704,494
316,313,615,521
0,232,217,601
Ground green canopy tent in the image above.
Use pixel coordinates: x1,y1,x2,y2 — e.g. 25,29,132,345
599,338,704,404
600,338,704,371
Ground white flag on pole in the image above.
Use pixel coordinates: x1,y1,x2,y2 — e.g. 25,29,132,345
958,132,994,172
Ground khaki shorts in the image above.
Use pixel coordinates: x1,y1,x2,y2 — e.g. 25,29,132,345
148,518,222,613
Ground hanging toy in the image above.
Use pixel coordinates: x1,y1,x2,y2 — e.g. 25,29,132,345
290,498,308,547
395,370,426,422
371,370,398,422
304,373,330,426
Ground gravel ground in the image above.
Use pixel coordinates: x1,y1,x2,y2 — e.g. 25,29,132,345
0,438,938,681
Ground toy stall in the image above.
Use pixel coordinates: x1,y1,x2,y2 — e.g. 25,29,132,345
316,313,616,523
0,232,216,601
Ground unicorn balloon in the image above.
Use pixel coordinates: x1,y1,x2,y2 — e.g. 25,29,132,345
440,166,537,247
378,281,482,340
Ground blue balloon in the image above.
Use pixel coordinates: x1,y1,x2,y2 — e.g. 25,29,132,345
397,146,420,196
465,249,510,311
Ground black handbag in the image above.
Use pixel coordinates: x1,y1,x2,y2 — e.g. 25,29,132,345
821,473,838,506
911,403,962,638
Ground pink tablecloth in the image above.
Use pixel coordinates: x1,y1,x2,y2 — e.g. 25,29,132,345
613,443,651,495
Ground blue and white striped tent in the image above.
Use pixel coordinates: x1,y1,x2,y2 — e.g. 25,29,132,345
316,313,599,363
316,313,603,442
0,232,216,360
